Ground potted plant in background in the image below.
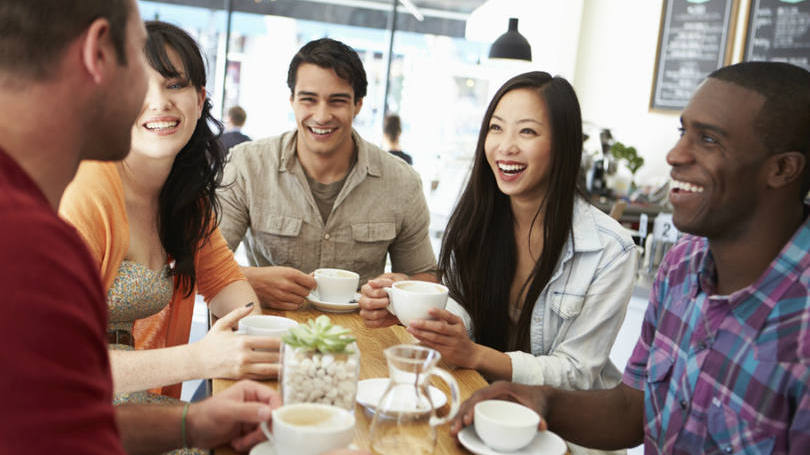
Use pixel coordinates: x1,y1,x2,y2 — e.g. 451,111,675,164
609,141,644,192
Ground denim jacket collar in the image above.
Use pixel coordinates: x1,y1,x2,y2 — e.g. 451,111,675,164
549,198,607,284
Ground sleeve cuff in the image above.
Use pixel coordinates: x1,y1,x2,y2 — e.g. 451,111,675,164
506,351,545,385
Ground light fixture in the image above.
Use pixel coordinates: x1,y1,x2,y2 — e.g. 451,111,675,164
488,18,531,61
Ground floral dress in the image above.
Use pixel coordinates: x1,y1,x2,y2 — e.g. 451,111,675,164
107,260,205,455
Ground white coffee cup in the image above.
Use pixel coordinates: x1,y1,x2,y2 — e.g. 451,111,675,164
384,280,449,327
474,399,540,452
260,402,355,455
237,315,298,338
314,268,359,303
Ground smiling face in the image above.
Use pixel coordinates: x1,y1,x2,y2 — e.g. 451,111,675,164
130,45,204,161
290,63,362,160
484,87,553,206
667,78,769,239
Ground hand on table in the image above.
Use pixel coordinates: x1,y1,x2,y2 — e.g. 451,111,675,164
245,266,316,310
406,308,478,368
187,379,281,452
450,381,549,438
358,273,408,328
194,304,280,380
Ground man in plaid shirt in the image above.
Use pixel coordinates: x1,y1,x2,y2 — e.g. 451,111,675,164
450,61,810,454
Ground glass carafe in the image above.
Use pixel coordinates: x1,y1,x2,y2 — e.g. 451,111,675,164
368,344,459,454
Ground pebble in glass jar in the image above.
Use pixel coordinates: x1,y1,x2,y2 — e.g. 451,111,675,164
281,342,360,410
279,316,360,410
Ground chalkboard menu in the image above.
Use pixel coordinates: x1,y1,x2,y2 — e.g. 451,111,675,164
651,0,737,110
744,0,810,70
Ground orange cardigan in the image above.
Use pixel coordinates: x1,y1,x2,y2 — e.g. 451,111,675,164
59,161,245,398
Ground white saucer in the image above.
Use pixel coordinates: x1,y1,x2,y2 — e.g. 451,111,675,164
249,441,274,455
250,441,359,454
307,291,361,313
457,426,567,455
355,378,447,413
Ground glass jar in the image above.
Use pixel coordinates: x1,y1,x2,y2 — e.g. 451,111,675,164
280,342,360,410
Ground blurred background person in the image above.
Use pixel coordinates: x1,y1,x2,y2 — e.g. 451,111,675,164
221,105,251,151
383,114,412,165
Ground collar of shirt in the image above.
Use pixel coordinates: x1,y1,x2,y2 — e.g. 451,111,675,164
686,207,810,333
279,129,382,178
549,198,614,284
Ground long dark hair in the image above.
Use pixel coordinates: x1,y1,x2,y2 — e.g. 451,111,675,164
143,21,225,296
438,71,583,352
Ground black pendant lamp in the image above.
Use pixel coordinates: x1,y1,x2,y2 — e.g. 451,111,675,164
489,18,532,61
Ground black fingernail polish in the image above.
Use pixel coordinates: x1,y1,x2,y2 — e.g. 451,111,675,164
245,302,255,308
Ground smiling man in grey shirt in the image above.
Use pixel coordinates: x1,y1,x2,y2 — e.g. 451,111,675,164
218,38,437,310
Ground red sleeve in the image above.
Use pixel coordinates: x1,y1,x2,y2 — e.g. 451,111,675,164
0,210,124,454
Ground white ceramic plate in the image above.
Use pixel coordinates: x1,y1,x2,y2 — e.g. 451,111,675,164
307,291,361,313
355,378,448,414
457,426,567,455
249,441,275,455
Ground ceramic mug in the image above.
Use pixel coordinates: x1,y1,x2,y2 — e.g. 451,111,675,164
314,268,359,303
384,280,449,327
260,402,355,455
236,315,298,338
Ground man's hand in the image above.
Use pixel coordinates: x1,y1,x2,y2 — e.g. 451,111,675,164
358,273,408,328
243,266,316,310
450,381,549,437
186,380,282,452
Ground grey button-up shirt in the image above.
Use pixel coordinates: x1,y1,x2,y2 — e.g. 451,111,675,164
217,129,436,285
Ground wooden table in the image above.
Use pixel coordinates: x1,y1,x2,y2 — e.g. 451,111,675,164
213,306,488,454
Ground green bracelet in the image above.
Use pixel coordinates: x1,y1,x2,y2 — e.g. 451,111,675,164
181,402,190,449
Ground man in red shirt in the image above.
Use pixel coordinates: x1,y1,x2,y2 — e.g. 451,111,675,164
0,1,279,453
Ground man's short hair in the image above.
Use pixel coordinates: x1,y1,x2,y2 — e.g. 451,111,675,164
383,114,402,142
286,38,367,102
709,62,810,195
227,106,247,127
0,0,130,81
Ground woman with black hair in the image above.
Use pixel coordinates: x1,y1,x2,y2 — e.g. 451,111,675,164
360,72,637,396
60,21,277,403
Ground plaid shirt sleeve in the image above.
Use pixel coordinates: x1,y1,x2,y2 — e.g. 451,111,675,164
790,389,810,454
622,248,673,390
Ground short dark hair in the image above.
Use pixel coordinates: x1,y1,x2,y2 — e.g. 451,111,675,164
383,114,402,142
227,106,247,127
0,0,130,80
709,61,810,196
287,38,367,102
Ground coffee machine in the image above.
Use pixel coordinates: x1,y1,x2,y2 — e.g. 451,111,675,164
585,128,615,197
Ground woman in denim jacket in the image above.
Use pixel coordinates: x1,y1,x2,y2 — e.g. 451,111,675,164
360,72,637,395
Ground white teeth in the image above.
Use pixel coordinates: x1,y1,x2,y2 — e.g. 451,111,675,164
498,162,527,173
145,121,178,130
671,179,704,193
310,127,334,135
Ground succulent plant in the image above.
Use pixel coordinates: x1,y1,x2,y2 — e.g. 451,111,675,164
281,315,356,354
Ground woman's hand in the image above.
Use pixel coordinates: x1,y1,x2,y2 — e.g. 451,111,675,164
193,304,280,380
406,308,479,369
358,273,407,328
